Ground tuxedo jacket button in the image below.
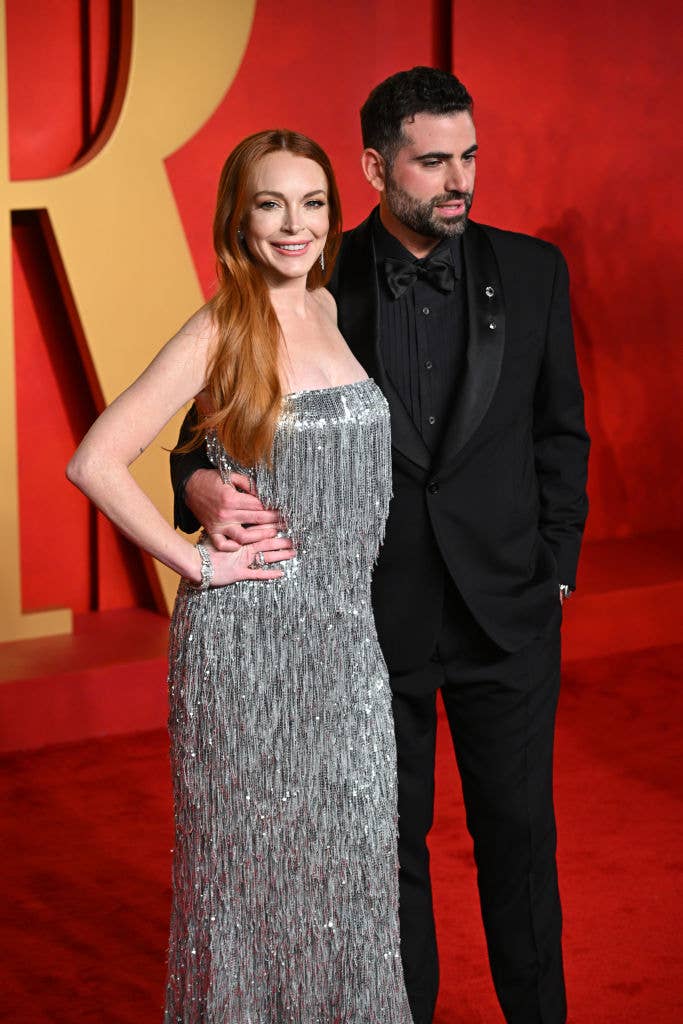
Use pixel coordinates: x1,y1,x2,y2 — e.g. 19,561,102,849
427,480,439,494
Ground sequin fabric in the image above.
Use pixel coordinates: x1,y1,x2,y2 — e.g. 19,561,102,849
165,379,413,1023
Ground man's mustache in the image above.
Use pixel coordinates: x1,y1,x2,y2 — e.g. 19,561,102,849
431,191,472,206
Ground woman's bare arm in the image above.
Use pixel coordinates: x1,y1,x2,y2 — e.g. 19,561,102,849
67,309,294,585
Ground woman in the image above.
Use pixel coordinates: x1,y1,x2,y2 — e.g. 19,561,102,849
68,130,412,1023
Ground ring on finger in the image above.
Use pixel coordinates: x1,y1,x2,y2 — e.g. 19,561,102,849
250,550,266,570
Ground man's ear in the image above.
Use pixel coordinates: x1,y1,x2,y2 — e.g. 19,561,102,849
361,148,386,193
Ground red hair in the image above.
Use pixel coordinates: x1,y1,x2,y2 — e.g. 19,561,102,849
188,129,342,467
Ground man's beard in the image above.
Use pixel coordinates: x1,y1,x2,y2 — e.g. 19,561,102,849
385,174,473,238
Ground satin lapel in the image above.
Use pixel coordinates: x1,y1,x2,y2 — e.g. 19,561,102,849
434,221,505,474
334,217,378,378
336,216,431,471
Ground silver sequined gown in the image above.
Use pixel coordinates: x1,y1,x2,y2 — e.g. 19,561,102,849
165,379,413,1024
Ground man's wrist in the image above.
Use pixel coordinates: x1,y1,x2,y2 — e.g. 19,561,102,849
180,468,200,505
174,469,203,534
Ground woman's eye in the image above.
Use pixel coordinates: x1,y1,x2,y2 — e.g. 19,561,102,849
305,199,326,208
258,200,278,209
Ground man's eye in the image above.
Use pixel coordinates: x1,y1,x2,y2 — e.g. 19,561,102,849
421,160,441,168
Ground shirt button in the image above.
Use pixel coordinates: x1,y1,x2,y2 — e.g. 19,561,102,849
425,360,433,370
428,415,436,425
422,306,430,315
427,480,439,494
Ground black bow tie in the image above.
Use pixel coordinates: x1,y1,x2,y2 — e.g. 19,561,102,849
384,256,455,299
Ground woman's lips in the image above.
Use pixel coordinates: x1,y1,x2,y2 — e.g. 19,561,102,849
271,241,312,256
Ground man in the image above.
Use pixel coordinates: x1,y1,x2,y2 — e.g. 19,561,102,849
171,67,589,1024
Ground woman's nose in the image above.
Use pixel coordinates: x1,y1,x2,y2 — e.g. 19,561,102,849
282,208,302,233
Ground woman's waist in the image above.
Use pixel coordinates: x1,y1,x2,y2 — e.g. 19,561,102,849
177,559,373,602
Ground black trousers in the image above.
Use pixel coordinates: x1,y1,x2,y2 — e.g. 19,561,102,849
392,583,566,1024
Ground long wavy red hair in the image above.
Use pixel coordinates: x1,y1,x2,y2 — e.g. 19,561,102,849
185,129,342,467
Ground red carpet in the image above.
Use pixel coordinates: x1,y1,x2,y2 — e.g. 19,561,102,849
1,643,681,1023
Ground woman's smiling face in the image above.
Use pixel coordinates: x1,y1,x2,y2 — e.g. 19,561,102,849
243,150,330,285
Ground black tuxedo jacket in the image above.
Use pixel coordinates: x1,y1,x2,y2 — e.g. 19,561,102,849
171,213,589,674
326,214,589,670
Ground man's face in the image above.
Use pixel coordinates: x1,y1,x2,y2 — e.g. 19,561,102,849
384,111,477,239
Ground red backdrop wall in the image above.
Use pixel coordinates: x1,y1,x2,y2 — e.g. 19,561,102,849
454,0,683,541
7,0,681,619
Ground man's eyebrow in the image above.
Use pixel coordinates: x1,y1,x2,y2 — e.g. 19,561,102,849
412,144,479,161
253,189,327,199
412,151,453,162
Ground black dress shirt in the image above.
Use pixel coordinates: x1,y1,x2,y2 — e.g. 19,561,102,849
373,210,468,453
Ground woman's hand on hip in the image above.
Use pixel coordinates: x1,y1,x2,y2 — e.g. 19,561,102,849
199,533,296,586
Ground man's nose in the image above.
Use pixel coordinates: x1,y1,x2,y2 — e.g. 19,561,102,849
444,165,468,193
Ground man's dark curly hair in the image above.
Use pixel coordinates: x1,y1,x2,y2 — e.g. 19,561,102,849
360,66,473,166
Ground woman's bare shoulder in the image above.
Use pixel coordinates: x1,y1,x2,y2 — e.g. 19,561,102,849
174,303,218,347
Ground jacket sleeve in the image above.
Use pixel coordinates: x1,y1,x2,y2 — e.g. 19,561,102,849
326,251,341,301
533,248,590,588
170,404,213,534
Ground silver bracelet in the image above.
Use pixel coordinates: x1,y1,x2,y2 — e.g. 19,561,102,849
194,542,214,590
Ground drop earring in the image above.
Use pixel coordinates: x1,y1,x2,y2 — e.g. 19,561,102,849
319,250,325,272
